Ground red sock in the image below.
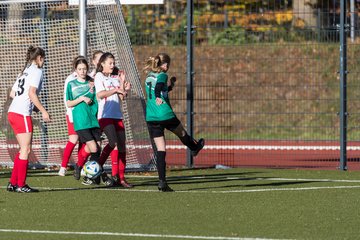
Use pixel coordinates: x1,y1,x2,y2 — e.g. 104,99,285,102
99,144,114,166
61,141,76,168
17,158,29,187
118,152,126,181
10,152,20,185
110,149,119,176
77,144,90,167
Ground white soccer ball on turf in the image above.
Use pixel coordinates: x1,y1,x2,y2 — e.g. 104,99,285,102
83,161,101,179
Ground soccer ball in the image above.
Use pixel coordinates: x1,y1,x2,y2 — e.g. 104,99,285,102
83,161,102,179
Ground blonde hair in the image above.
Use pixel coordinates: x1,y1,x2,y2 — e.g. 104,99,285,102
143,53,171,74
92,50,103,61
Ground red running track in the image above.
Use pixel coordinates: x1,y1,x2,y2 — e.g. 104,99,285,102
165,140,360,170
1,139,360,170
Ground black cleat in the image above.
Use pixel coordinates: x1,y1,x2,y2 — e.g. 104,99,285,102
191,138,205,157
158,180,174,192
73,164,81,180
6,182,17,192
112,175,120,186
16,184,39,193
93,175,101,185
82,176,96,186
101,171,114,186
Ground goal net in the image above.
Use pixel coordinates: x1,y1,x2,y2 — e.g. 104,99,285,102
0,0,156,170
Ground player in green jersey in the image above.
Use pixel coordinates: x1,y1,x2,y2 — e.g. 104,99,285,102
144,53,204,192
66,58,102,182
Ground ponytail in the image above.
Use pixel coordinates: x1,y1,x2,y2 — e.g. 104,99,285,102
21,45,45,74
143,53,170,74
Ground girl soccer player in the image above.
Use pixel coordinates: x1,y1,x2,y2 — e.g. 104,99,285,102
58,55,86,177
7,46,51,193
144,53,204,192
95,52,132,187
65,58,102,183
89,50,103,78
59,51,104,177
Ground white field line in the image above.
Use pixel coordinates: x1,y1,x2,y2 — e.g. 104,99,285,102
6,171,360,184
2,144,360,151
8,171,360,183
0,229,284,240
93,185,360,193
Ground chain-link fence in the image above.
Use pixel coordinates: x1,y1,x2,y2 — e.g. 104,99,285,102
124,0,360,169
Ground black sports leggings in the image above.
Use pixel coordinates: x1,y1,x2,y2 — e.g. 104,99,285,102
102,124,118,149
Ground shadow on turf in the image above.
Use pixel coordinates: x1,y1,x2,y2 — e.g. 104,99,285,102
37,185,113,192
184,180,323,191
136,171,322,191
135,171,263,186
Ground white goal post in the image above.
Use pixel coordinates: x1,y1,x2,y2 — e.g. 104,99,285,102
0,0,156,170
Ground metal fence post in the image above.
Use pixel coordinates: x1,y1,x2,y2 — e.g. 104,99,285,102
339,0,348,171
79,0,87,57
186,0,194,168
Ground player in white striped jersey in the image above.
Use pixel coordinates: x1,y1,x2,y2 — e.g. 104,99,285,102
95,52,132,187
7,46,51,193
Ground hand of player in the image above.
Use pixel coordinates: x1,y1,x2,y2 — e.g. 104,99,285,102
169,76,176,89
170,76,176,84
81,96,92,105
42,111,51,122
123,81,131,92
116,87,126,95
156,97,163,105
118,70,126,82
89,82,95,93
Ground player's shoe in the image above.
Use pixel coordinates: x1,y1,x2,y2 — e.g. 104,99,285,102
101,171,114,186
112,175,120,186
93,175,101,185
158,180,174,192
6,182,17,192
16,184,39,193
81,177,96,186
120,179,134,188
191,138,205,157
73,164,81,180
58,167,67,177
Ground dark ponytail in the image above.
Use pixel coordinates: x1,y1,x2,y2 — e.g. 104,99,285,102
22,46,45,74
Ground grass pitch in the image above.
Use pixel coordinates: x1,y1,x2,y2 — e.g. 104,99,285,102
1,167,360,240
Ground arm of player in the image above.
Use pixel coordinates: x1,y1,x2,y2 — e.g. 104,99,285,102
9,90,16,99
155,82,166,105
66,96,92,108
117,72,131,101
96,88,123,100
29,86,51,122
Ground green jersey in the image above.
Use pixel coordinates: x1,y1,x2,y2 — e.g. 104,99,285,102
145,72,175,122
66,79,99,131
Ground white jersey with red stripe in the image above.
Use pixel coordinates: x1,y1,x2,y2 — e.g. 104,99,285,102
89,69,96,79
64,71,77,122
94,72,123,120
8,63,43,116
